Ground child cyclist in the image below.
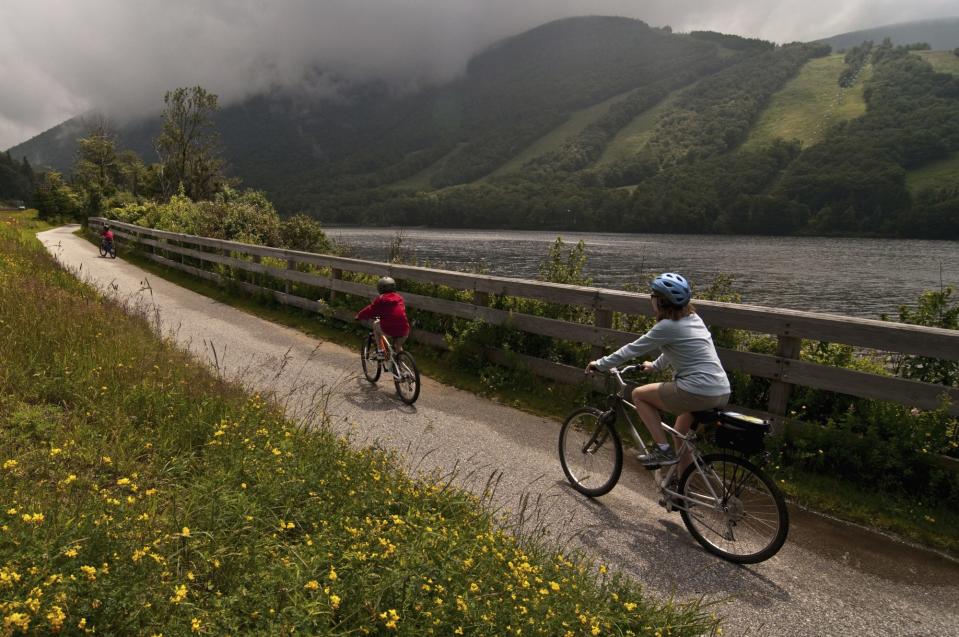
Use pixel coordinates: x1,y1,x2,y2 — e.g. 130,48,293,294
586,272,730,467
100,224,114,251
355,277,410,353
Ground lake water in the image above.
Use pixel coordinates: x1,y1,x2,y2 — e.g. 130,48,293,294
324,227,959,319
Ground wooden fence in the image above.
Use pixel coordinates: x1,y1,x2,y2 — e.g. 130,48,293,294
90,217,959,442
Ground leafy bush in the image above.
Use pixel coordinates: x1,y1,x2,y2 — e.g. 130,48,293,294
111,187,331,251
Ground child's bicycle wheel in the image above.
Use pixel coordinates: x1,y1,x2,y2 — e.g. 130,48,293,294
392,351,420,404
99,242,116,259
360,334,382,382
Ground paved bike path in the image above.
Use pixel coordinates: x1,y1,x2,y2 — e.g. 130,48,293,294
40,226,959,637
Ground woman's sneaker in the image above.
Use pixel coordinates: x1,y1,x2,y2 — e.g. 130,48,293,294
638,446,678,467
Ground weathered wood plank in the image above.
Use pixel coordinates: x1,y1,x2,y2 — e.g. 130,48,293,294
782,358,959,415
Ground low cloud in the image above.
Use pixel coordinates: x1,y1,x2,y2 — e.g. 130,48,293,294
2,0,956,149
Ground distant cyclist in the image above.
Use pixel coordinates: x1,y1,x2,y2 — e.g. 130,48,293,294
100,224,114,252
355,277,410,353
586,272,730,467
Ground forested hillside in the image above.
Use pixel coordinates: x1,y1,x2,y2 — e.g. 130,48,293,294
7,16,959,237
0,153,36,206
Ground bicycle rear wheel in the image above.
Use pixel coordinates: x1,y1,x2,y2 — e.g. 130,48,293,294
361,335,381,382
98,243,107,257
392,351,420,404
678,453,788,564
558,407,623,497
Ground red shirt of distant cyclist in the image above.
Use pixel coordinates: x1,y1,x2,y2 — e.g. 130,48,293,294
355,291,410,338
101,229,114,241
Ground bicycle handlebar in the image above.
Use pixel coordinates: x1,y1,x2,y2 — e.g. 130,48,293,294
587,364,642,387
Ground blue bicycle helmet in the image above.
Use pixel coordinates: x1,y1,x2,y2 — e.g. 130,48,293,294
650,272,691,307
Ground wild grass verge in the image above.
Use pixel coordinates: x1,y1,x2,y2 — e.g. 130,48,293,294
1,216,718,634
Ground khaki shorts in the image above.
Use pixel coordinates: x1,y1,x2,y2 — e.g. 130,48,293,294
658,382,729,414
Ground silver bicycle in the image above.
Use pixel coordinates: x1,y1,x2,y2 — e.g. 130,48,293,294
558,365,788,563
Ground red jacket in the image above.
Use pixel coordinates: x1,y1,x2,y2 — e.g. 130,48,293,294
355,292,410,337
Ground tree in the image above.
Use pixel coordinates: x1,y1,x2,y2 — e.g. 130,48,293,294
154,86,226,201
73,119,119,213
34,172,81,221
116,150,148,198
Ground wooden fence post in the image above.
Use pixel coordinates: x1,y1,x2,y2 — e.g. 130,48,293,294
329,268,342,302
591,307,613,361
286,259,295,295
767,334,802,432
473,290,489,307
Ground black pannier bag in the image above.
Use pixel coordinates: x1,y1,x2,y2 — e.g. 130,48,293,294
712,412,770,455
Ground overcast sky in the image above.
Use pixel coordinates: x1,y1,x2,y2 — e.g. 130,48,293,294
2,0,958,150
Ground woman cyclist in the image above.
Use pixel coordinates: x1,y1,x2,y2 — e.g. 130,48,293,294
586,273,730,467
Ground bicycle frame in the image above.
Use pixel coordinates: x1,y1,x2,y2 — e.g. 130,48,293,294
370,318,401,378
603,366,726,512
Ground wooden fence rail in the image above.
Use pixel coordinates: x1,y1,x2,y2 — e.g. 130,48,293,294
91,218,959,430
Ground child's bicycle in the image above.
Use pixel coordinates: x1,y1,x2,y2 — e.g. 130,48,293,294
360,318,421,405
558,365,788,564
98,237,116,259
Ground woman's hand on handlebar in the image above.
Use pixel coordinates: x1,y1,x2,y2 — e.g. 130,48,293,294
585,361,601,375
640,361,656,373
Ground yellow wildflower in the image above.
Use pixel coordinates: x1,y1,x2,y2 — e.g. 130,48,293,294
47,605,66,631
379,609,400,630
3,613,30,632
64,547,79,558
304,580,320,591
191,617,201,632
170,584,188,604
181,527,191,537
21,512,45,525
80,565,97,581
329,594,341,609
328,566,337,581
2,459,17,470
50,448,63,457
624,602,637,612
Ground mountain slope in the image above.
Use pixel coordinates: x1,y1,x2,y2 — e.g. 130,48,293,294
818,17,959,51
743,54,870,149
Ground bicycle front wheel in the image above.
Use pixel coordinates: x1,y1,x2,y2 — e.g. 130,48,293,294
98,244,107,257
361,335,381,382
559,407,623,497
392,351,420,404
679,453,788,564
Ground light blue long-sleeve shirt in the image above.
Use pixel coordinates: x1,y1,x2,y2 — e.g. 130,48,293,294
593,314,730,396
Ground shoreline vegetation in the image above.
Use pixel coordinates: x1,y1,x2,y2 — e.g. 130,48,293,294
1,211,719,635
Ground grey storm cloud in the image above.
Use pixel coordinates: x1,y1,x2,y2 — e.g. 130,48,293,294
1,0,957,149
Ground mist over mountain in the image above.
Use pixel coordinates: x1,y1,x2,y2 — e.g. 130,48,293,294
819,16,959,50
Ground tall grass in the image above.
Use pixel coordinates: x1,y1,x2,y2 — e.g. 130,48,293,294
0,216,718,634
